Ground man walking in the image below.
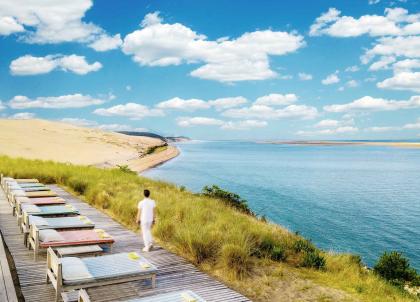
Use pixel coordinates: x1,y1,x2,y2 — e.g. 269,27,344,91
136,189,156,252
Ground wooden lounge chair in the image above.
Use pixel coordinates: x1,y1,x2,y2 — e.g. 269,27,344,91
29,226,114,261
22,215,95,246
78,289,206,302
14,196,65,217
46,248,157,302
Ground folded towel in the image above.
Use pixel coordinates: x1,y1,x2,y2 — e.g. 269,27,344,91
93,229,105,233
128,252,140,260
181,292,197,302
65,204,73,208
99,232,112,239
83,219,93,224
140,262,151,269
78,216,87,220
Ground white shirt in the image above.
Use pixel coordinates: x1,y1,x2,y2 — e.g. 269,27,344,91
138,198,156,223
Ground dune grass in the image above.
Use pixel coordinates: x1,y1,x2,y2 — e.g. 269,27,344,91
0,155,416,301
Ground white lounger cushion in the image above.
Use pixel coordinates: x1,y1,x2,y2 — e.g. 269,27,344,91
29,216,49,226
22,204,41,213
39,229,64,242
61,257,93,282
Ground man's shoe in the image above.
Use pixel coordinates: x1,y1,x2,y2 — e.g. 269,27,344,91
142,246,150,252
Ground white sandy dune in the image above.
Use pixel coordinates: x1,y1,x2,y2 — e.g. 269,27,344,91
0,119,179,172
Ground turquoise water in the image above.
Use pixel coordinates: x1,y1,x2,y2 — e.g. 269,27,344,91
144,141,420,270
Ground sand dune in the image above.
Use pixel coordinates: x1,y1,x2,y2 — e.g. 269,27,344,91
0,119,179,172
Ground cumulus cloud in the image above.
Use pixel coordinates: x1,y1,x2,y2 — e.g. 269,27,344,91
403,118,420,129
322,72,340,85
177,117,224,127
346,80,359,88
362,36,420,64
88,34,122,51
94,103,164,120
297,126,359,136
0,16,24,35
310,7,420,37
315,119,340,128
223,104,318,120
254,93,298,106
208,97,248,110
9,93,106,109
345,65,360,72
122,12,305,82
324,95,420,112
9,112,36,119
0,0,120,51
366,126,399,132
156,97,211,111
369,56,396,71
10,54,102,75
221,120,267,130
298,72,313,80
377,71,420,92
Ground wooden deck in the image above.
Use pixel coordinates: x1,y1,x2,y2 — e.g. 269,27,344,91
0,185,250,302
0,232,18,302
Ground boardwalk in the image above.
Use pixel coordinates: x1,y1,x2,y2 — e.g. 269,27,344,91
0,185,250,302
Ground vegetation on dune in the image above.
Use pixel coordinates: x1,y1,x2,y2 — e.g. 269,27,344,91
0,155,418,301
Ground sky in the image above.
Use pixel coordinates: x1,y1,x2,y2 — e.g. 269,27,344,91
1,0,420,140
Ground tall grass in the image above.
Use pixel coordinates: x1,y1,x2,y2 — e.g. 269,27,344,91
0,155,416,301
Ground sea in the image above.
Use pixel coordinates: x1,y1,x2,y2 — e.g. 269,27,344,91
143,141,420,270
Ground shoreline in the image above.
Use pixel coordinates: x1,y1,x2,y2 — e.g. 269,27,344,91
128,145,180,173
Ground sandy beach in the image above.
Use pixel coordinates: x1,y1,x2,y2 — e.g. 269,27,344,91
0,119,179,172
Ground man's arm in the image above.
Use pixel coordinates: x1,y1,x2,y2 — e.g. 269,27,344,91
136,208,141,224
152,207,156,226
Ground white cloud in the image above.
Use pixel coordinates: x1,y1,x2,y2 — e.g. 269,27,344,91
322,72,340,85
310,7,420,37
10,54,102,75
221,120,267,130
362,36,420,64
0,16,24,35
223,104,318,120
122,12,305,82
377,71,420,92
298,72,313,80
297,126,359,136
9,112,36,119
156,97,210,111
324,95,420,112
0,101,5,111
0,0,121,51
208,97,248,110
368,0,380,5
345,65,359,72
346,80,359,88
393,59,420,73
403,118,420,129
60,118,98,127
88,34,122,51
126,85,132,91
366,126,399,132
177,117,224,127
369,56,396,71
9,93,105,109
254,93,298,106
315,119,340,128
94,103,164,120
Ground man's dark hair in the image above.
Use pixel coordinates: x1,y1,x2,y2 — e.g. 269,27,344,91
144,189,150,197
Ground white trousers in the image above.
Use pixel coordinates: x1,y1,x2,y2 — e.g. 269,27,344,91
141,221,153,248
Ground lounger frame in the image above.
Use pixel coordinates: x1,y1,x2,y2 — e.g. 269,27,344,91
46,248,156,302
29,224,113,261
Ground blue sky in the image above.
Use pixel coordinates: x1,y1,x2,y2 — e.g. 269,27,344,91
1,0,420,140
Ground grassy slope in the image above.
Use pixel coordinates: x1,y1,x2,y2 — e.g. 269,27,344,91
0,155,415,302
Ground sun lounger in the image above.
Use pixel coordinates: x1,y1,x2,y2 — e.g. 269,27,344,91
78,289,205,302
22,215,95,246
1,175,39,188
46,248,157,302
29,226,114,260
19,205,79,231
8,189,58,209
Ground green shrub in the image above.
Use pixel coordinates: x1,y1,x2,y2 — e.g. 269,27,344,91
271,245,286,261
67,177,88,194
117,165,136,174
201,185,254,215
302,251,326,270
221,243,252,279
374,251,417,286
293,238,316,253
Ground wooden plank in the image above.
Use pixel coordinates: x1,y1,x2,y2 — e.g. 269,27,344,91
0,232,18,302
0,184,251,302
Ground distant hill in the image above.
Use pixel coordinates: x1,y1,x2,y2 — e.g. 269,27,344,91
119,131,190,143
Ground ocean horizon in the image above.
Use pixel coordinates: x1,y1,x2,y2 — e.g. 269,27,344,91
144,140,420,270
